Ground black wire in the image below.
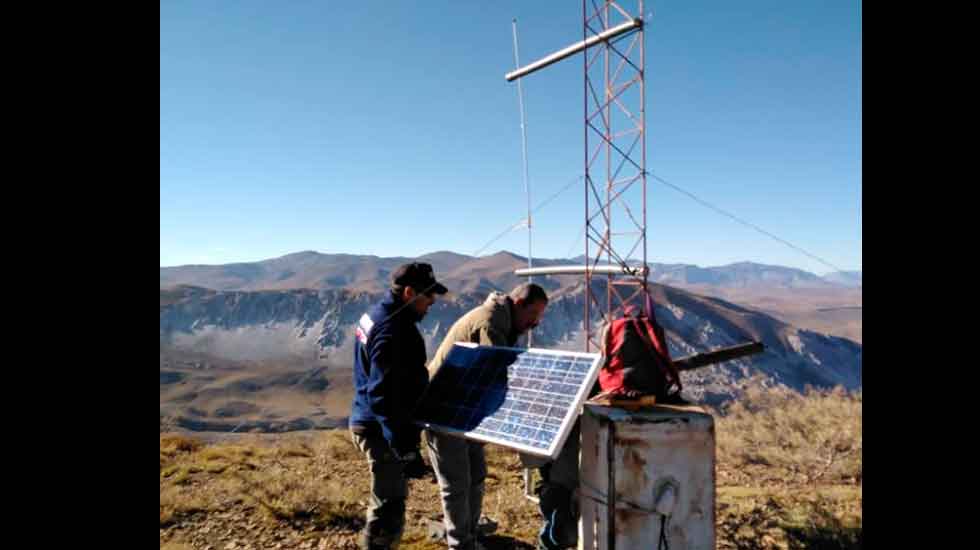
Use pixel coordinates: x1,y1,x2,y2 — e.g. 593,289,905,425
471,175,584,258
649,171,848,274
533,175,583,216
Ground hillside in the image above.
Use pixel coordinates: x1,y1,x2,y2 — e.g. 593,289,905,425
160,280,860,434
161,251,861,342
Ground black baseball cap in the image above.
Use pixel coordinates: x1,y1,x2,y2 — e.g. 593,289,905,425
391,262,448,295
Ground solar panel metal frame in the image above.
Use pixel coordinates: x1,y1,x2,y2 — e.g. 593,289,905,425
413,343,602,459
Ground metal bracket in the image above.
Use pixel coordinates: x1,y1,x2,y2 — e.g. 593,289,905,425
523,468,540,503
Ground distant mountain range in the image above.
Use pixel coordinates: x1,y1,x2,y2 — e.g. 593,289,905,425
161,250,862,293
159,250,861,431
652,262,861,289
820,270,862,288
160,279,861,429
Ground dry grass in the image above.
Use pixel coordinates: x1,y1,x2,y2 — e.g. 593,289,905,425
159,433,357,528
717,485,861,550
161,383,861,549
711,377,862,549
715,377,862,487
159,430,542,548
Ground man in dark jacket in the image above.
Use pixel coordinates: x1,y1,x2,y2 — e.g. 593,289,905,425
350,262,448,550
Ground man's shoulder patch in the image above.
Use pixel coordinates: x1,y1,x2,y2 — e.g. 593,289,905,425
355,312,375,345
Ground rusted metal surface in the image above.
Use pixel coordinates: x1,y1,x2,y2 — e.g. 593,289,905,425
607,421,617,549
580,404,716,549
580,411,609,550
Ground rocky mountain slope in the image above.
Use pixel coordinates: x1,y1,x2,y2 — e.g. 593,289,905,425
160,277,861,431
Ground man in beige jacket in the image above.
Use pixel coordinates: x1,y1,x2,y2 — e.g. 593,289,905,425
425,283,577,550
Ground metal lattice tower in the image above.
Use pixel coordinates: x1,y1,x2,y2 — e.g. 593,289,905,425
582,0,648,351
507,1,648,352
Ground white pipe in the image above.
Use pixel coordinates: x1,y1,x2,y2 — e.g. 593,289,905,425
505,18,642,82
514,264,649,277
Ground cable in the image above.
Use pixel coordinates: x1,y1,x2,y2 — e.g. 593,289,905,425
649,171,847,274
565,225,587,259
471,175,584,259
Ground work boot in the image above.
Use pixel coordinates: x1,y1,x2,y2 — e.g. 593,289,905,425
536,485,578,550
359,529,399,550
537,532,571,550
476,515,498,537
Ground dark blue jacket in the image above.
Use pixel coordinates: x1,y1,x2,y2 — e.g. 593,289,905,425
349,292,429,456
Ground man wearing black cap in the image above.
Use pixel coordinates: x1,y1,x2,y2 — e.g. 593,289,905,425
349,262,448,550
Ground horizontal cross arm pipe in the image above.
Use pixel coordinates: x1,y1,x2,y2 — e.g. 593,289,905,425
673,341,765,372
514,264,649,277
505,18,643,82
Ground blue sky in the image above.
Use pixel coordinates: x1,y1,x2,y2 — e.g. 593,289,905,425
161,1,861,275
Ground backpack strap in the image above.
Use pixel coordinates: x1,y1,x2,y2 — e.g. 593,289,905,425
647,318,682,392
601,319,618,367
630,317,683,392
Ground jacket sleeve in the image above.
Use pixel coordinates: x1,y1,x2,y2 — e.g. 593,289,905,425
366,325,423,457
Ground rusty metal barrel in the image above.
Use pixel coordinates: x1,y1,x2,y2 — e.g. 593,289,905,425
579,404,716,549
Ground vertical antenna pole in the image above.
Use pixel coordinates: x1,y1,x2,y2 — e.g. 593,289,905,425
512,19,533,278
640,0,649,306
512,18,534,347
583,0,591,352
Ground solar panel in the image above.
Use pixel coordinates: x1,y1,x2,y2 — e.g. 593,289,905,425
413,343,602,459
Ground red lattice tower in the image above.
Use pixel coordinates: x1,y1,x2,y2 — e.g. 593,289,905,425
582,0,648,351
506,1,649,352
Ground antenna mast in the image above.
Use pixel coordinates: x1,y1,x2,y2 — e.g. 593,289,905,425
512,18,534,346
505,2,649,352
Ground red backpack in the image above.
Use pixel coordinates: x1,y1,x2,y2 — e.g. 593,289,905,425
598,305,683,400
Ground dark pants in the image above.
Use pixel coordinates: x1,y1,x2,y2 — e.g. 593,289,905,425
351,429,407,550
521,421,581,550
425,429,487,550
